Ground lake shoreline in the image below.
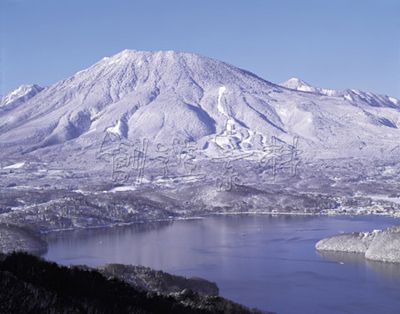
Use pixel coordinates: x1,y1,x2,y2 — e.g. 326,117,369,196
1,210,399,256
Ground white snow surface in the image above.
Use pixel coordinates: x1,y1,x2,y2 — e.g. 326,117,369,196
3,162,26,169
0,50,399,160
217,86,227,115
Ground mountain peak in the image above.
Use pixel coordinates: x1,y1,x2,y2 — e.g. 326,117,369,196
69,49,275,97
284,77,309,85
281,77,317,93
280,77,341,96
100,49,199,64
1,84,43,108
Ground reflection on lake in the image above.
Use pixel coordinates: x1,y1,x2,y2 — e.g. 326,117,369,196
44,215,400,314
319,250,400,281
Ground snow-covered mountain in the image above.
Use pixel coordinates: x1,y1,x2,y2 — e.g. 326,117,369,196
281,77,338,96
281,77,399,108
0,49,399,160
0,84,43,112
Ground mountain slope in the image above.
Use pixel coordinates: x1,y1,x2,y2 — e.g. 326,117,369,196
0,50,399,160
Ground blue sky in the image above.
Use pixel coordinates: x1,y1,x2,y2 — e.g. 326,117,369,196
1,0,399,97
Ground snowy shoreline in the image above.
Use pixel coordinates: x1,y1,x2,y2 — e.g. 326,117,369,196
1,208,399,258
316,225,400,263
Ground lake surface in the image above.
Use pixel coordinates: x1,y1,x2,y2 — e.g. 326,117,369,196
44,215,400,314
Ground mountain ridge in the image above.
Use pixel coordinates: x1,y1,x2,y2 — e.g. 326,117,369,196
281,77,399,108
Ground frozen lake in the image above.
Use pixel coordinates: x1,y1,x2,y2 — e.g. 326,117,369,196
44,215,400,314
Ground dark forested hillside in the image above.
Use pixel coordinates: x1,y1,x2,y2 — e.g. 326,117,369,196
0,253,269,314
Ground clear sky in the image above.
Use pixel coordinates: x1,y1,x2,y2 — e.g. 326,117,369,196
1,0,399,97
